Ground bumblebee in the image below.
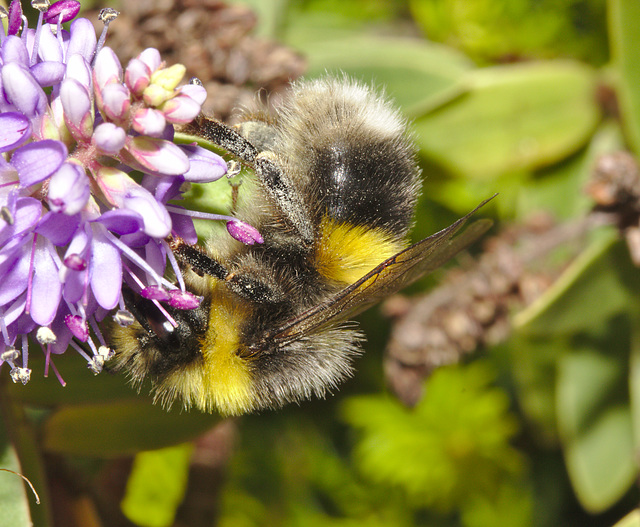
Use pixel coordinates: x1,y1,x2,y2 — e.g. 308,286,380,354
112,76,493,416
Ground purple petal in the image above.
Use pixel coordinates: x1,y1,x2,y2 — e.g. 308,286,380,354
181,144,228,182
94,209,143,235
90,227,122,309
0,197,42,247
179,83,207,106
30,237,62,326
2,35,30,65
137,48,161,73
60,78,92,134
44,1,81,24
30,61,66,87
12,139,67,187
66,18,97,61
123,136,189,175
1,63,47,118
0,243,30,305
93,47,122,90
47,163,90,215
143,239,166,276
7,1,23,36
122,186,172,238
145,174,183,203
92,122,126,154
35,211,80,246
226,220,264,245
170,209,197,245
100,83,131,121
0,112,31,153
65,54,92,88
162,94,201,124
124,58,151,96
36,24,63,63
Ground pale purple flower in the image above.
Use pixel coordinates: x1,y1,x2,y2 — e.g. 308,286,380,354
0,1,261,387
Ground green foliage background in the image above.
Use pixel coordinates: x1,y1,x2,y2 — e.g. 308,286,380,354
2,0,640,526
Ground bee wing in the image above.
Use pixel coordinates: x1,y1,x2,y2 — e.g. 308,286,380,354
263,196,495,346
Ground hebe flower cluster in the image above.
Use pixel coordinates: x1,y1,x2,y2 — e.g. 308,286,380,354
0,1,261,385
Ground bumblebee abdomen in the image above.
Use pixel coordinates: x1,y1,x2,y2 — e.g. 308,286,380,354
315,216,405,285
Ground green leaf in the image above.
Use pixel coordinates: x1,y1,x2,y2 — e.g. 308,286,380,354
557,348,636,512
121,443,193,527
608,0,640,154
299,36,472,112
413,61,600,179
42,400,221,457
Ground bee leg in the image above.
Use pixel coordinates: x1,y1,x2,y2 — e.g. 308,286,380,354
189,117,314,246
169,237,284,304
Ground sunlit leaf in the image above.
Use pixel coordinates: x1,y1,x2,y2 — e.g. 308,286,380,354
413,61,600,179
299,36,472,112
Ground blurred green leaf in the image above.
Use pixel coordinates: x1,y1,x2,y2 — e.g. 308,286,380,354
413,61,600,179
299,36,472,112
613,510,640,527
0,429,34,527
410,0,608,65
557,347,635,512
608,0,640,154
121,443,193,527
629,321,640,451
42,400,220,457
7,349,141,406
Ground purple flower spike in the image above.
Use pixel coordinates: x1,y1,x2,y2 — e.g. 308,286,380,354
64,314,89,341
168,289,201,310
226,220,264,245
140,286,171,301
0,112,31,153
47,163,90,215
44,1,82,24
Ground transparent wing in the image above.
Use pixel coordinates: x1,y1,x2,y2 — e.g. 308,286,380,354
250,196,495,350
